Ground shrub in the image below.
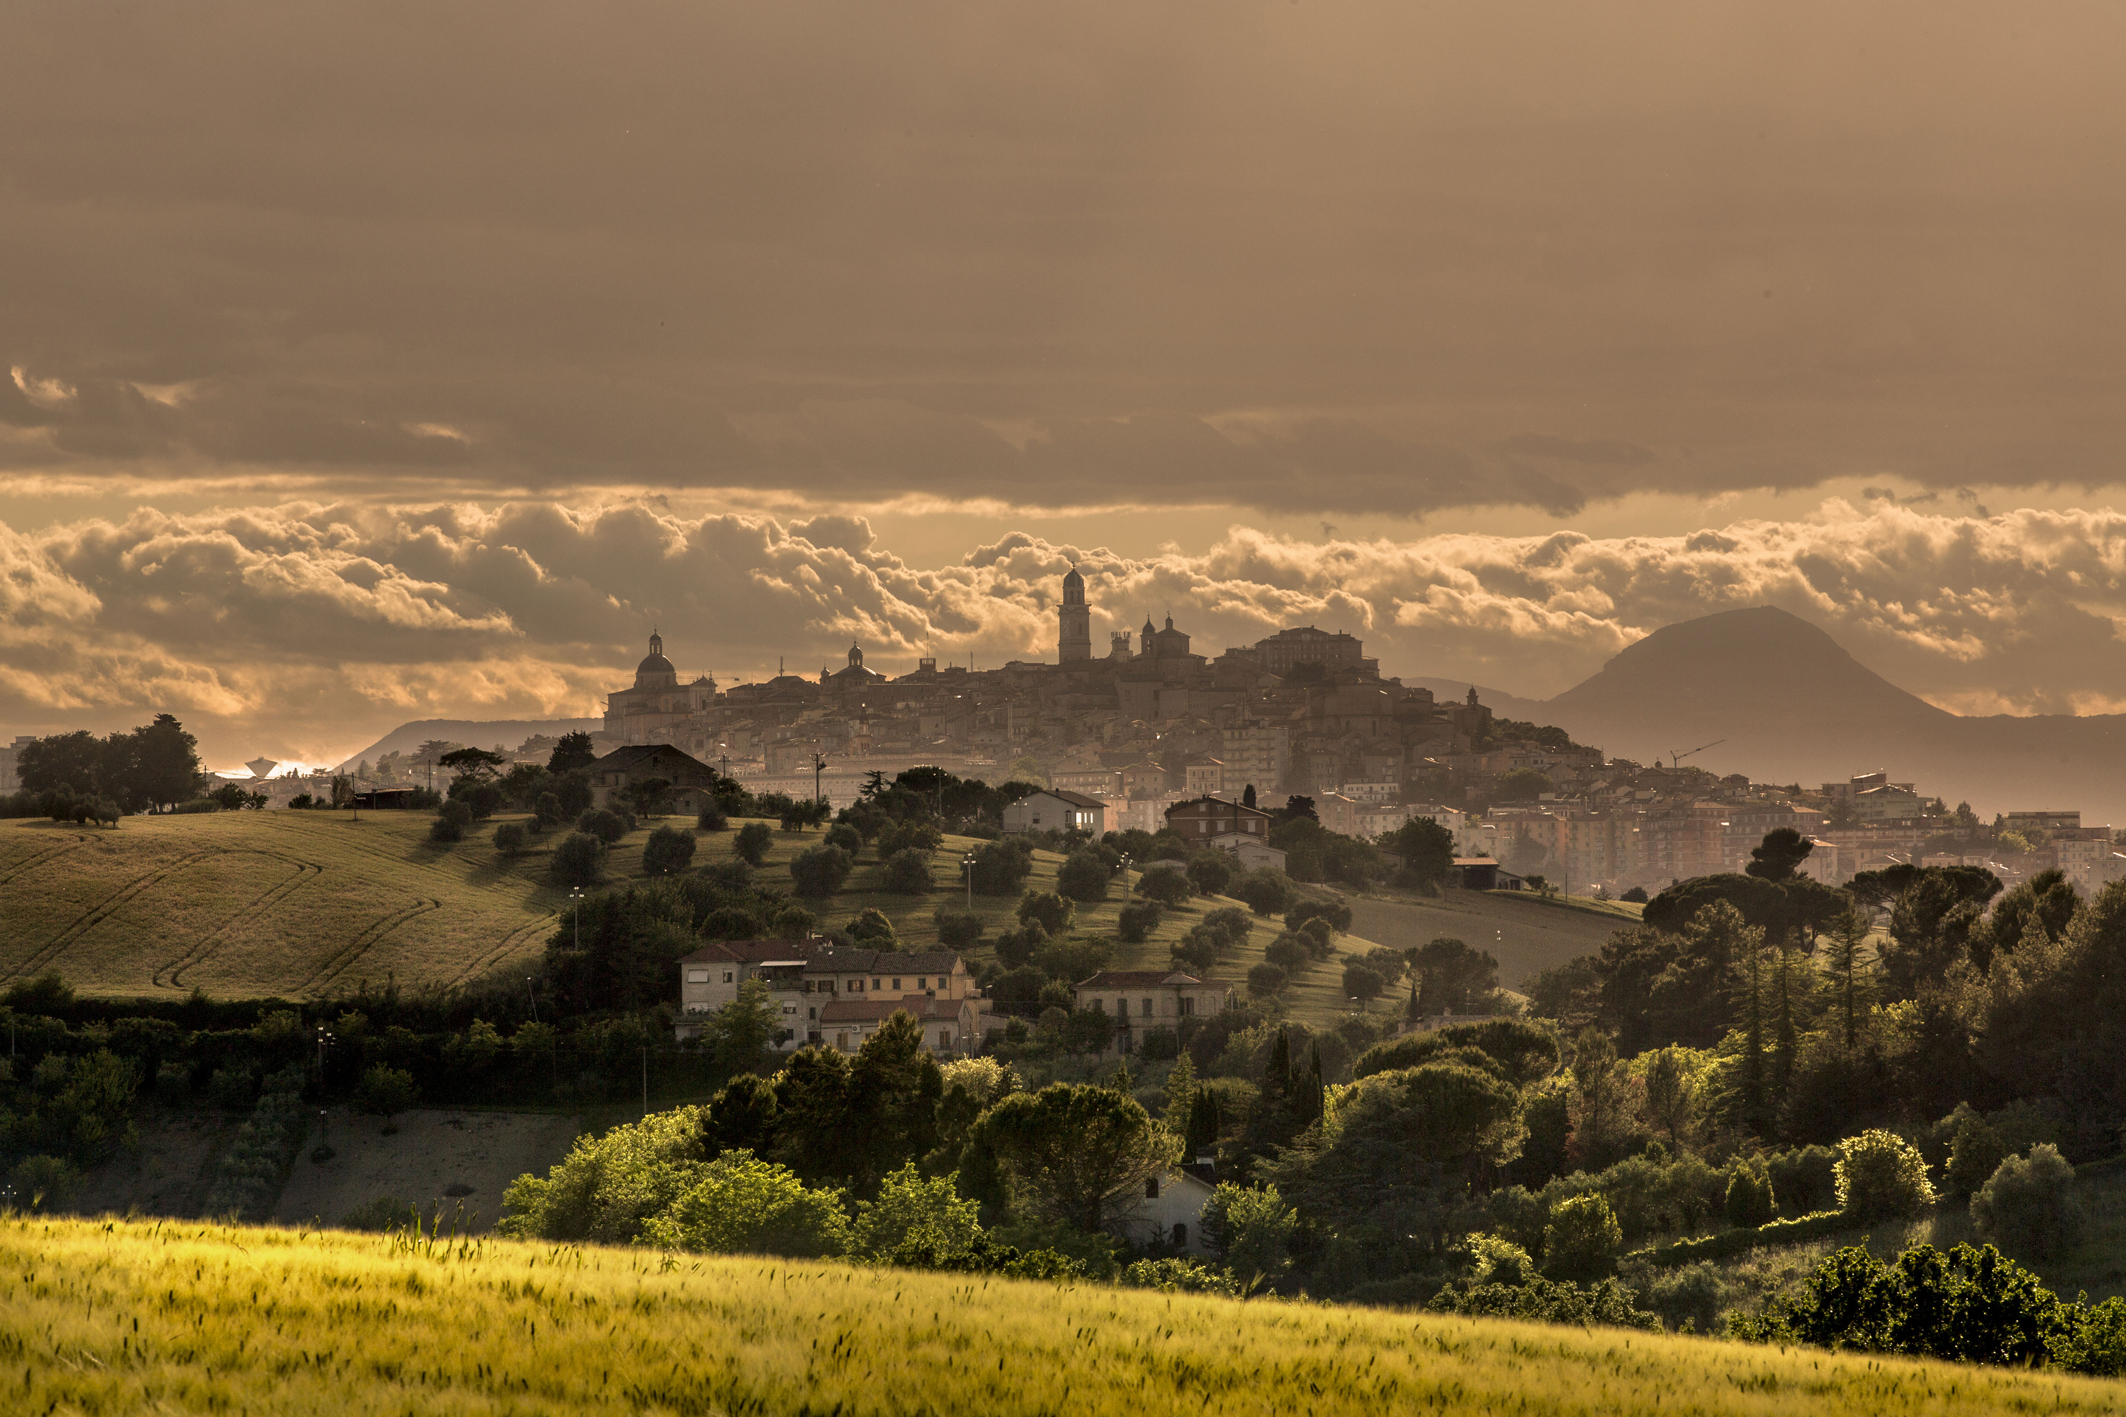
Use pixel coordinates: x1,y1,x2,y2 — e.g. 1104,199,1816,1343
641,824,697,876
1297,917,1335,959
1138,1026,1181,1061
535,791,563,829
1947,1110,2009,1198
492,820,529,856
1264,933,1309,972
697,803,729,832
1765,1144,1839,1218
1341,962,1385,1003
770,904,816,936
1056,849,1113,903
204,1066,310,1220
354,1065,418,1131
1285,897,1352,934
550,831,607,888
430,799,473,843
1016,890,1075,935
1187,853,1234,897
9,1155,80,1212
153,1061,192,1105
578,808,629,844
342,1196,417,1232
729,820,774,865
1971,1144,2083,1260
934,909,984,949
1233,867,1293,917
1172,932,1220,975
701,906,762,940
825,822,863,856
789,844,854,897
1117,900,1162,943
1834,1129,1935,1221
207,1065,258,1110
1724,1163,1776,1229
882,847,934,894
847,908,897,945
1429,1274,1658,1331
459,782,504,820
1136,865,1192,906
641,1150,851,1256
969,839,1035,896
1640,1261,1727,1333
1246,962,1288,996
1544,1193,1623,1281
876,819,944,858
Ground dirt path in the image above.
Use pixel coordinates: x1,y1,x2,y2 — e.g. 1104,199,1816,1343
274,1107,581,1232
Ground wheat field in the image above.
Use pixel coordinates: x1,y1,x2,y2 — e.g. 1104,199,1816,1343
3,1213,2121,1416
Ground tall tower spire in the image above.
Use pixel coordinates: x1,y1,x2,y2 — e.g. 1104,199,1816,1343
1058,564,1092,664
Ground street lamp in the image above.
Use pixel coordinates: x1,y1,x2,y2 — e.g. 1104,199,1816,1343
526,976,540,1025
1118,852,1134,896
570,887,587,951
962,851,978,910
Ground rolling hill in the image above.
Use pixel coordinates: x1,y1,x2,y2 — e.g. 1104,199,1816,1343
0,811,1394,1023
331,717,604,770
1527,606,2126,821
10,1214,2123,1417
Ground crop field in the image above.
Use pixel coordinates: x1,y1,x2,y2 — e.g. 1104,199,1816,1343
6,1215,2123,1417
0,813,1397,1023
0,813,556,999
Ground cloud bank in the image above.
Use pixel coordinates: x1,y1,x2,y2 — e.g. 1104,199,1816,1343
4,499,2123,764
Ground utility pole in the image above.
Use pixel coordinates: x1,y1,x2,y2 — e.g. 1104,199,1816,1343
525,976,539,1025
569,887,585,952
812,750,827,805
641,1046,649,1118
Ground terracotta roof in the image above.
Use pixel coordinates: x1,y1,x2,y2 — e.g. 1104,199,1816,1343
679,937,825,966
805,948,963,974
1075,970,1214,989
818,997,969,1023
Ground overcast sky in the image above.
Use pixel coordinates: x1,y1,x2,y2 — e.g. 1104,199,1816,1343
4,1,2126,765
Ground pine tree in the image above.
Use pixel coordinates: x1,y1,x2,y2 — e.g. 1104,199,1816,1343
1824,908,1874,1055
1772,944,1799,1104
1184,1084,1220,1162
1734,922,1770,1126
1164,1051,1198,1137
1111,1058,1135,1097
1261,1028,1292,1117
1292,1042,1326,1129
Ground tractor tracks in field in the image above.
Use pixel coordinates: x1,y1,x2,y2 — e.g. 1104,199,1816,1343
0,833,91,890
154,854,326,989
444,911,557,988
8,845,327,984
290,897,443,996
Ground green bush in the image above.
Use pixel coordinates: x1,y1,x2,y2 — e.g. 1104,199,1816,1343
1186,853,1234,897
207,1065,258,1111
549,831,607,888
1970,1144,2082,1261
430,799,473,843
1429,1274,1658,1331
1116,900,1162,943
641,824,697,876
788,844,854,897
1016,890,1075,935
8,1155,80,1212
933,909,984,950
342,1196,417,1232
1544,1193,1622,1281
1835,1128,1935,1221
696,803,728,832
1765,1144,1839,1217
1948,1111,2009,1198
492,820,528,856
1135,865,1192,906
578,808,629,844
1724,1162,1776,1229
824,822,863,857
1640,1261,1727,1333
1233,867,1293,917
1246,962,1288,996
353,1064,419,1129
1264,932,1309,972
1056,849,1113,903
204,1066,310,1221
153,1061,191,1105
734,821,774,865
882,847,934,894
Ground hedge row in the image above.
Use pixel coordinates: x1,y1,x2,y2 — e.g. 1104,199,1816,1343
1627,1209,1855,1268
201,1066,311,1221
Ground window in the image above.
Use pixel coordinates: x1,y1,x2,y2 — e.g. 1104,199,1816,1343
1143,997,1154,1015
1117,997,1129,1018
1145,1176,1160,1199
1180,997,1195,1016
873,978,882,990
1091,997,1104,1013
937,1030,951,1048
808,1007,817,1020
722,971,734,983
1173,1223,1187,1247
686,970,708,983
893,978,902,990
918,978,927,990
852,979,864,992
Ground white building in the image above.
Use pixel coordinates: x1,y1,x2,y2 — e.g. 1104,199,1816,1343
1110,1169,1218,1255
1002,788,1107,836
0,735,31,794
1208,831,1286,872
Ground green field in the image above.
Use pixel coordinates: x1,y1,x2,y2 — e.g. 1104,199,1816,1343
0,813,1396,1022
7,1216,2122,1417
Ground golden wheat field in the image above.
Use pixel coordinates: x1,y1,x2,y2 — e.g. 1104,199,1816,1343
2,1214,2122,1417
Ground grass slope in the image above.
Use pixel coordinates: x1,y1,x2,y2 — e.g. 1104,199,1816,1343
7,1215,2123,1417
0,815,1397,1025
1347,887,1632,993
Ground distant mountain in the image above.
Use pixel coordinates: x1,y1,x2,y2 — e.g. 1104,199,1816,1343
1532,606,2126,821
334,717,604,771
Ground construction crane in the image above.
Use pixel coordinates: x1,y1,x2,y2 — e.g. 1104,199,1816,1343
1669,739,1726,769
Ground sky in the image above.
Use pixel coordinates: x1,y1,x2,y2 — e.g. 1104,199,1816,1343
4,1,2126,767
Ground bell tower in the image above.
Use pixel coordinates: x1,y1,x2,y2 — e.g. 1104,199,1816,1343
1058,565,1092,663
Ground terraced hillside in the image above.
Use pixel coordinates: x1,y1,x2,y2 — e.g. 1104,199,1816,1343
9,1214,2123,1417
0,813,1396,1024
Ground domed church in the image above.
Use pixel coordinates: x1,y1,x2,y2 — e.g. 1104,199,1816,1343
604,631,717,744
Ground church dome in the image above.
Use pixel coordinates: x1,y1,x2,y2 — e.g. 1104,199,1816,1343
633,631,678,688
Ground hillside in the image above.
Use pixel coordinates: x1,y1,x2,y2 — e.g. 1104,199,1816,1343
331,717,604,771
0,813,1384,1025
1347,888,1633,994
1533,606,2126,820
10,1216,2124,1417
